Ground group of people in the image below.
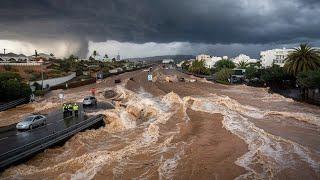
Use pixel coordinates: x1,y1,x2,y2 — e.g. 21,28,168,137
63,103,79,117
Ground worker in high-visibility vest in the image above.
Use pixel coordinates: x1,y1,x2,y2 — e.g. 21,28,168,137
62,104,67,116
73,103,79,117
67,103,73,116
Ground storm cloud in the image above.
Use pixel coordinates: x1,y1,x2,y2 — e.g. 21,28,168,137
0,0,319,58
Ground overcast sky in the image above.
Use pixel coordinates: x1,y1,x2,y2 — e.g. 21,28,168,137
0,0,319,58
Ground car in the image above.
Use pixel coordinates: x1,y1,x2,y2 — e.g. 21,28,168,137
16,115,47,130
83,96,97,106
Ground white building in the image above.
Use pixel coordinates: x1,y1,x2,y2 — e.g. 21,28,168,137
162,59,175,64
176,60,185,68
196,54,229,69
260,48,294,67
0,53,29,62
196,54,211,61
232,54,259,65
207,56,222,68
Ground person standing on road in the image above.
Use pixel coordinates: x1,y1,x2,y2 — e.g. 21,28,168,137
68,103,73,116
91,88,96,96
73,103,79,117
63,103,67,116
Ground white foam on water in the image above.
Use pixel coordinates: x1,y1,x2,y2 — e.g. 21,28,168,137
182,95,320,179
3,87,186,180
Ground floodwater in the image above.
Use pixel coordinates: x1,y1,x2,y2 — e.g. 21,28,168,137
1,69,320,179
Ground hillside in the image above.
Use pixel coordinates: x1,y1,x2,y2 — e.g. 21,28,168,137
123,55,195,63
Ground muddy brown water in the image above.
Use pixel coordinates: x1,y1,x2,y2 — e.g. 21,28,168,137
1,68,319,179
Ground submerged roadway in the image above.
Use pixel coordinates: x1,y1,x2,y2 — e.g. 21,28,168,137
0,102,112,158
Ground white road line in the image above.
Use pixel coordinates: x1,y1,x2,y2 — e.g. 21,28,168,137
0,137,8,141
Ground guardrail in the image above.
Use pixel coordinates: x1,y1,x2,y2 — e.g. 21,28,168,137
176,68,216,81
0,97,29,112
0,114,104,170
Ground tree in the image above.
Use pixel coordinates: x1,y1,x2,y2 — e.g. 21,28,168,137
35,50,38,58
50,53,54,57
188,60,210,75
245,65,259,79
181,61,190,70
261,64,292,87
297,70,320,88
0,72,31,101
215,59,236,71
297,70,320,99
104,54,109,59
93,50,99,60
237,60,249,69
284,44,320,76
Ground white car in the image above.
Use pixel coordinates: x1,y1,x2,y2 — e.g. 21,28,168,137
83,96,97,106
16,115,47,130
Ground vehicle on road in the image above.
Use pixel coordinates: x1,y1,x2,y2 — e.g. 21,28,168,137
83,96,97,107
114,79,121,83
179,77,185,82
16,115,47,130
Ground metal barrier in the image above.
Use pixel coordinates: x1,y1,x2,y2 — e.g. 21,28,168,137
0,98,29,112
0,114,104,170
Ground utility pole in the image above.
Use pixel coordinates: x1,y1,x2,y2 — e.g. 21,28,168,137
39,58,44,90
3,48,6,55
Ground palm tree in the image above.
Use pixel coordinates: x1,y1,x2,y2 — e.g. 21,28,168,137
104,54,108,60
93,50,98,60
237,60,249,69
284,44,320,76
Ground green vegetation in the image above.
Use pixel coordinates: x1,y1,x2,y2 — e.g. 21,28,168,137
0,72,31,102
188,60,210,75
237,61,249,69
297,70,320,89
260,64,292,86
181,61,191,70
215,59,236,71
215,68,232,84
93,50,98,60
245,65,260,79
284,44,320,76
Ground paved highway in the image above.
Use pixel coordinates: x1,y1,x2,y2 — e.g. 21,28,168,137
0,102,112,156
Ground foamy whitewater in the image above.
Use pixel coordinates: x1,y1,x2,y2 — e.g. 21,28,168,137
1,84,320,179
183,94,320,179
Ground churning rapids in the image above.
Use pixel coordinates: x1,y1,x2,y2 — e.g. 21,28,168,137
1,69,320,180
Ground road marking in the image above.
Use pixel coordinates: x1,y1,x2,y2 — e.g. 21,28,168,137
0,137,8,141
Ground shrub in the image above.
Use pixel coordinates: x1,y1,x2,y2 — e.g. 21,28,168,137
34,90,46,96
0,72,31,101
245,65,260,79
297,70,320,88
216,68,232,83
261,64,293,86
215,59,236,72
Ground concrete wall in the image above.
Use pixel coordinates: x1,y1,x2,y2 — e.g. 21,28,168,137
0,63,44,72
32,72,76,88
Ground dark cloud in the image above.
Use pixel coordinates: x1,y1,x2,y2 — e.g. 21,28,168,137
0,0,319,57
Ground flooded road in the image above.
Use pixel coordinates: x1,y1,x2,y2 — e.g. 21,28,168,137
1,68,319,179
